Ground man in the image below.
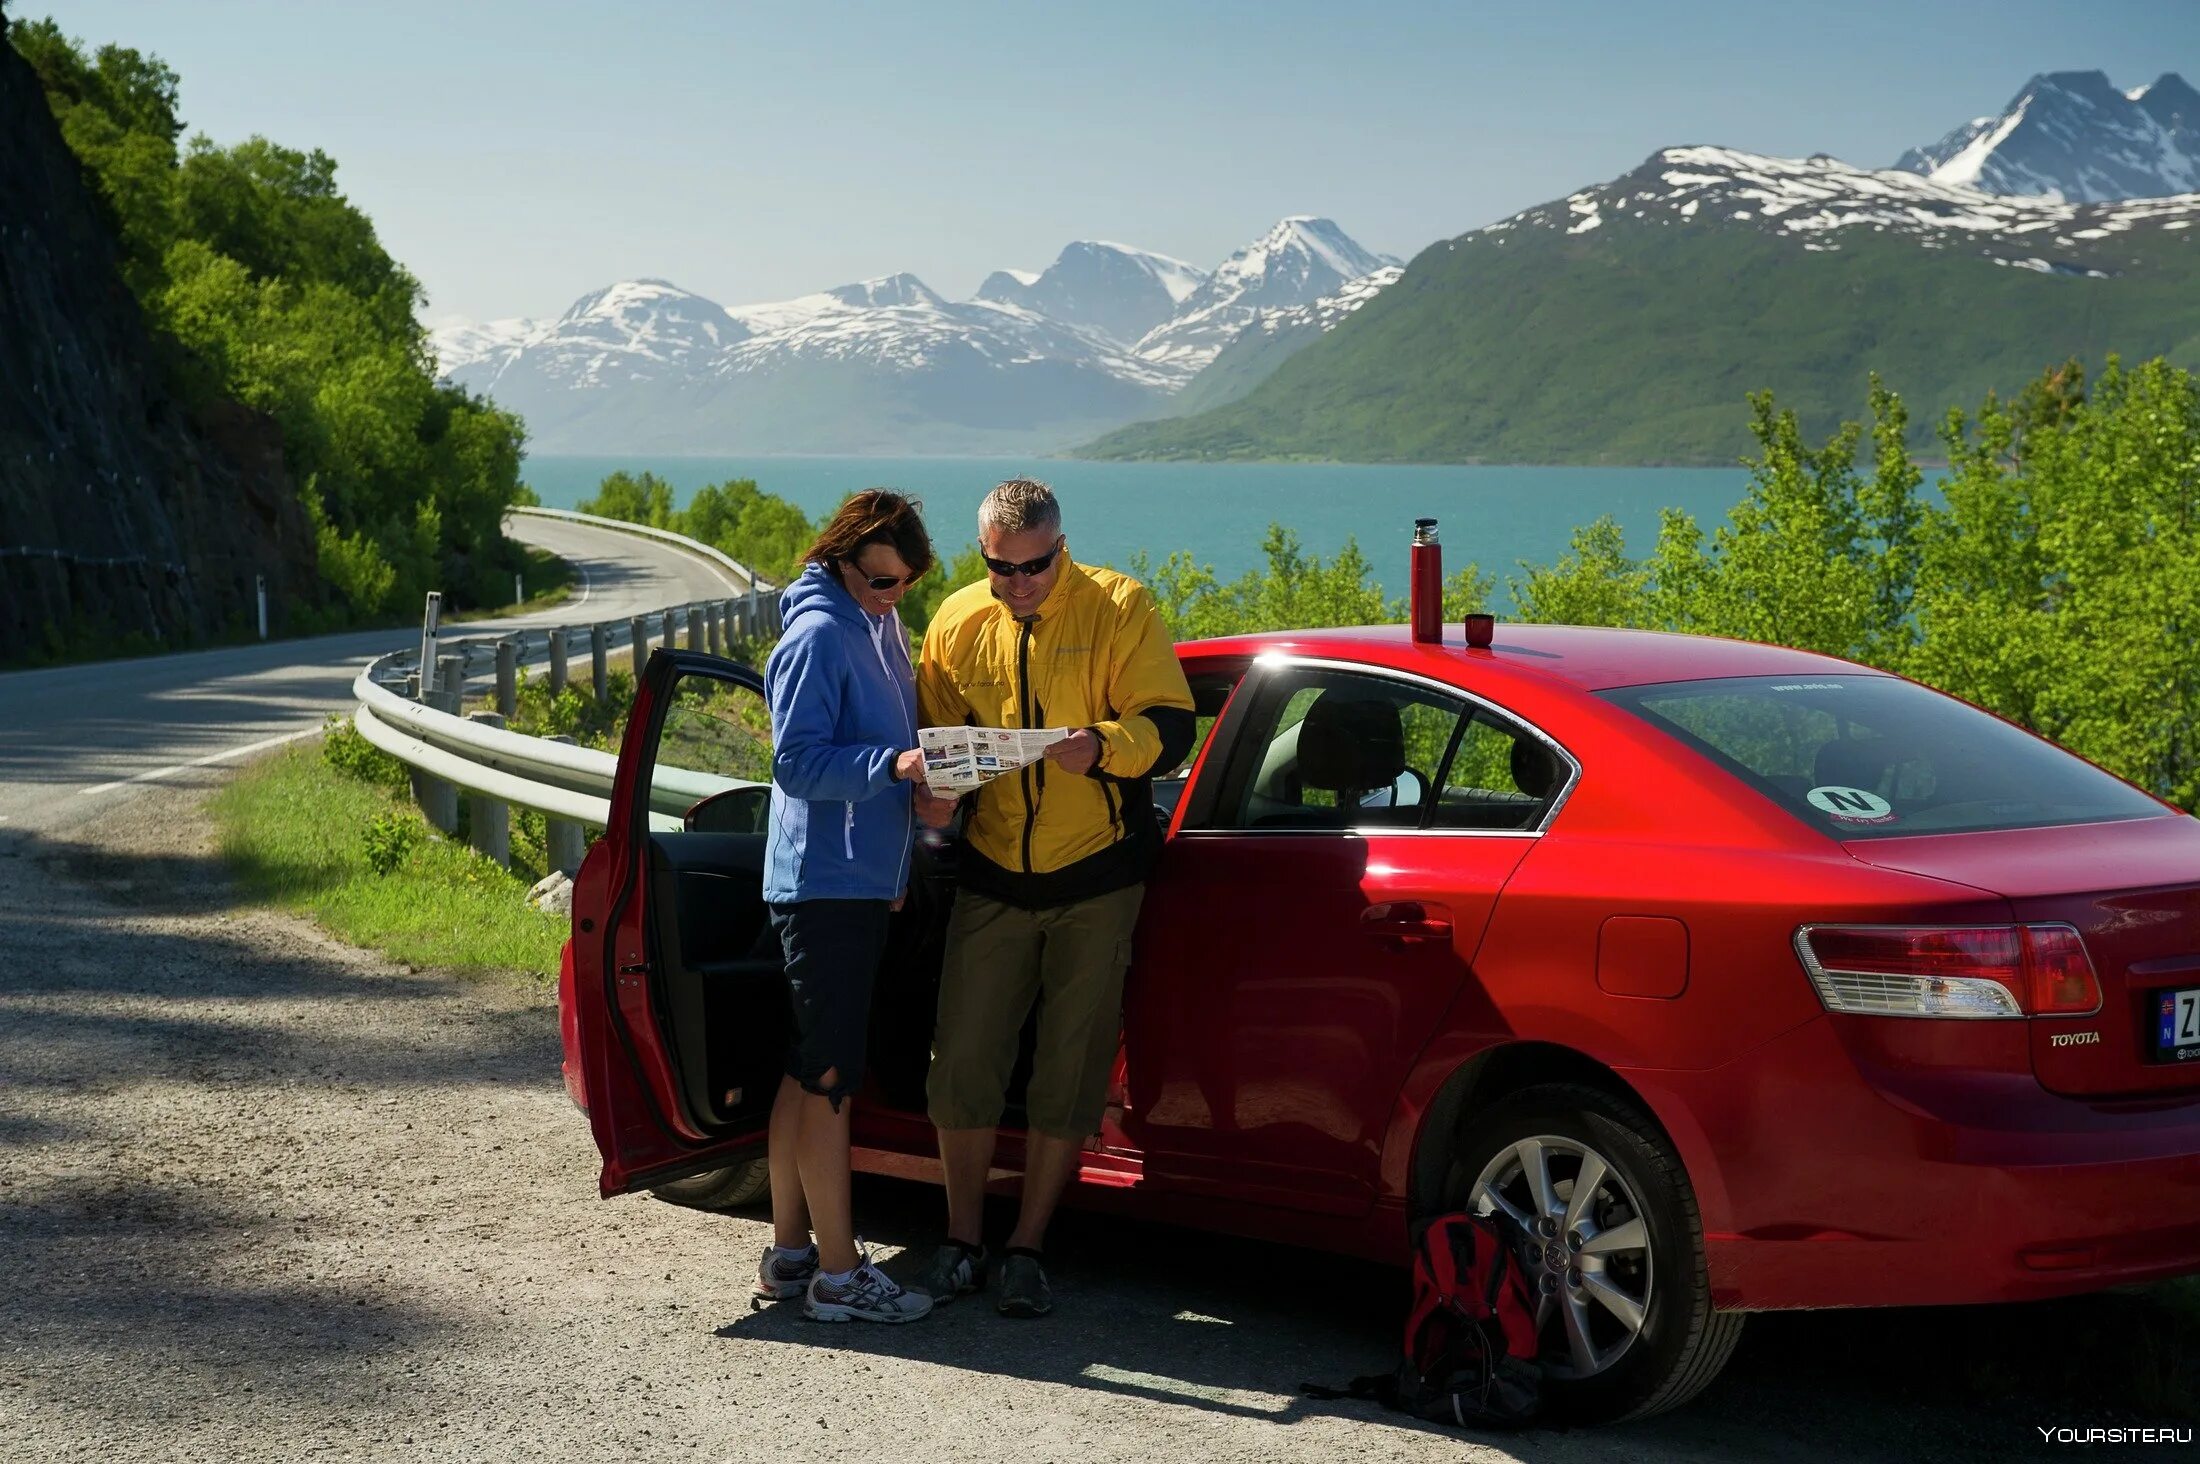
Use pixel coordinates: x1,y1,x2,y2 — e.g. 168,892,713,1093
912,478,1196,1318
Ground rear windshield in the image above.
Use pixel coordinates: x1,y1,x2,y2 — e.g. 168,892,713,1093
1600,674,2166,840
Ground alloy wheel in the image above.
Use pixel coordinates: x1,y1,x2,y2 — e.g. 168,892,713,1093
1471,1132,1654,1380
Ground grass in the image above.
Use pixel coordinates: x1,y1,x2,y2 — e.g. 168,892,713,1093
211,735,568,980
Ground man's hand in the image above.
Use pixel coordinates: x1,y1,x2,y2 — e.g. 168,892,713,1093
893,747,927,784
914,787,959,828
1043,728,1101,777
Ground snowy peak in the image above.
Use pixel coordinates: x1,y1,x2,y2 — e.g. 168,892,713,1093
974,241,1208,345
1180,216,1399,316
1131,216,1399,379
426,315,539,378
1489,145,2200,277
824,273,944,310
1894,70,2200,201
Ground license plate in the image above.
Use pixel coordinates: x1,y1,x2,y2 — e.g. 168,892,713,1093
2156,987,2200,1063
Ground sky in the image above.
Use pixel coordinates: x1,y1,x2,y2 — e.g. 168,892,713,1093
27,0,2200,324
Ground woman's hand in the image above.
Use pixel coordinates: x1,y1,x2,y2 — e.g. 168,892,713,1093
893,747,928,784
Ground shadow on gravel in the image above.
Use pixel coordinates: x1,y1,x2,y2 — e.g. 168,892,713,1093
701,1171,2192,1462
0,1176,462,1422
0,829,555,1097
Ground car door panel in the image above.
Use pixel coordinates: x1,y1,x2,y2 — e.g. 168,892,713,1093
573,650,781,1196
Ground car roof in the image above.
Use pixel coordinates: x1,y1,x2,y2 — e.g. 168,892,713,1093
1178,622,1877,693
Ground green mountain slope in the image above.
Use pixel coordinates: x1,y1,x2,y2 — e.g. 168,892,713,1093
1080,149,2200,464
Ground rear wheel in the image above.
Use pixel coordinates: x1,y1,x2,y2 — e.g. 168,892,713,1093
1441,1083,1742,1422
650,1157,770,1211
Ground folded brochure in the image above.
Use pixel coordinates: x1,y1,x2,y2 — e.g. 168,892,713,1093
919,725,1073,796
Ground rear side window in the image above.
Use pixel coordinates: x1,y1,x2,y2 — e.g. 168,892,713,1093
1601,674,2166,840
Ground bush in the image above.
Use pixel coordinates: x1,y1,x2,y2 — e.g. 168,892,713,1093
321,713,409,788
361,810,421,875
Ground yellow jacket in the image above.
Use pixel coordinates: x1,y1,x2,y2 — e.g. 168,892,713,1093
918,558,1197,908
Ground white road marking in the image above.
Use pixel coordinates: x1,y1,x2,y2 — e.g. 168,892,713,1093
573,561,593,608
78,724,326,796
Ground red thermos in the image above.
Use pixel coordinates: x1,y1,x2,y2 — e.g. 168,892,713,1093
1410,518,1442,643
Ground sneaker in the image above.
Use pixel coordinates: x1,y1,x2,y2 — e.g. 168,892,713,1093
995,1248,1053,1319
804,1253,934,1324
915,1240,987,1303
753,1243,818,1305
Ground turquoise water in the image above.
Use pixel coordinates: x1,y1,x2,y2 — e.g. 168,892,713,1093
521,456,1757,597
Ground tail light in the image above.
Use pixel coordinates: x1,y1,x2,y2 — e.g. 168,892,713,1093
1794,924,2101,1019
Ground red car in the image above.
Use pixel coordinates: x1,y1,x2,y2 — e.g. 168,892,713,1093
559,623,2200,1422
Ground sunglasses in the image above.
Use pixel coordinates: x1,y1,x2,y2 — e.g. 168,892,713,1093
862,570,920,592
982,538,1064,579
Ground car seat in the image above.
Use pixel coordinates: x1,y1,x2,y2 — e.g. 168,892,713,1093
1509,737,1561,801
1296,690,1407,824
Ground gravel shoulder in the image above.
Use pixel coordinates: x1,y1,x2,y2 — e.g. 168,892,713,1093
0,771,2126,1462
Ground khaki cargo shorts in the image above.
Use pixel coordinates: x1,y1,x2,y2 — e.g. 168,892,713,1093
926,884,1143,1141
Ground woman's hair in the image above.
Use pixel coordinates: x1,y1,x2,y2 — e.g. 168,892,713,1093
802,489,934,578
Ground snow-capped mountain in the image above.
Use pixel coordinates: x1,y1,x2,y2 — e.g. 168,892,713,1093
976,241,1206,346
429,218,1400,453
1493,145,2200,269
426,315,539,378
1894,70,2200,202
1132,217,1401,378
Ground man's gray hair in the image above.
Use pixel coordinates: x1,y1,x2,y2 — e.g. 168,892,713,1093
978,478,1061,538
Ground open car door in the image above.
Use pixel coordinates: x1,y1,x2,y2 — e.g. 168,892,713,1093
572,648,786,1197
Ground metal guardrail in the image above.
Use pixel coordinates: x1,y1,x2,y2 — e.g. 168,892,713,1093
350,506,782,864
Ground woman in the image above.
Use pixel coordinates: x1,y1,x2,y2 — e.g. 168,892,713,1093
753,489,941,1323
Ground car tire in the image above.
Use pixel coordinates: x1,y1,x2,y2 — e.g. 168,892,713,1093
649,1157,771,1212
1441,1082,1743,1423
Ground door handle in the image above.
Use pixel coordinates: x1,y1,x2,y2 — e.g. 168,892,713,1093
1360,902,1454,945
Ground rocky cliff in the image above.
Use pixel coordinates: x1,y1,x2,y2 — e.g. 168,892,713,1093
0,33,317,661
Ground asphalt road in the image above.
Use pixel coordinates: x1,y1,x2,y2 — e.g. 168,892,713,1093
0,513,745,838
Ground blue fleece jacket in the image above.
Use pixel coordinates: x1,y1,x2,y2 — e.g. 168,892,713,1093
762,563,918,904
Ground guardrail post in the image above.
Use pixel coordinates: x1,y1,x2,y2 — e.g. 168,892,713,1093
465,712,510,867
629,616,649,684
495,639,518,718
592,623,609,702
544,735,589,874
411,654,465,834
548,628,568,697
702,602,719,657
686,605,704,653
660,608,677,652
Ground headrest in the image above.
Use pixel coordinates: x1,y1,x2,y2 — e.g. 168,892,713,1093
1813,736,1891,793
1297,691,1406,792
1509,736,1561,800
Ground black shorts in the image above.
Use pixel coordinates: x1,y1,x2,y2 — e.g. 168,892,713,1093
768,899,891,1109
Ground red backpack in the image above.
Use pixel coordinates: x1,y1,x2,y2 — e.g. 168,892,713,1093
1304,1212,1544,1428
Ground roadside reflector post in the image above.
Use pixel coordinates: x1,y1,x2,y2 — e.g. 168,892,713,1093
255,574,268,640
543,735,588,874
591,623,609,702
514,571,524,606
412,653,465,834
465,711,510,868
495,639,518,719
419,591,443,696
629,616,649,685
547,628,568,697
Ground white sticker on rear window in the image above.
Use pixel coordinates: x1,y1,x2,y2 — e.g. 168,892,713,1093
1807,785,1894,822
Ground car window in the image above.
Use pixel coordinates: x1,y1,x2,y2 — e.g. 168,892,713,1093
1195,668,1559,833
648,670,773,830
1432,710,1568,832
1601,674,2166,840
